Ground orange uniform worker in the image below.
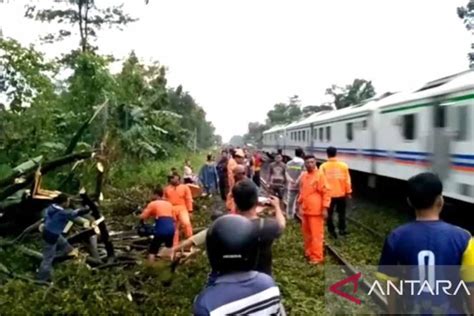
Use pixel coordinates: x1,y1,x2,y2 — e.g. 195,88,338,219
225,165,248,214
227,148,245,189
140,186,176,262
319,146,352,238
164,173,193,246
298,155,331,264
226,149,246,212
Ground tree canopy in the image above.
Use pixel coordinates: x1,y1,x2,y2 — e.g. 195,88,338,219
325,78,376,110
25,0,137,52
0,2,218,170
457,0,474,68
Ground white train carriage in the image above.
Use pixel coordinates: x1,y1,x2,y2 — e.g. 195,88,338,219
262,125,287,153
262,70,474,204
372,71,474,204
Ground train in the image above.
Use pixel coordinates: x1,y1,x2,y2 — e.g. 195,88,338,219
262,70,474,205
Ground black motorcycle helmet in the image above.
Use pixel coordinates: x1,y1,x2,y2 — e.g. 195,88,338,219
206,215,258,274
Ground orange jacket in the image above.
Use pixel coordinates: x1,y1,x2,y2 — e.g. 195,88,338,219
227,158,238,189
164,184,193,213
298,169,331,216
319,158,352,198
253,155,262,172
140,200,175,220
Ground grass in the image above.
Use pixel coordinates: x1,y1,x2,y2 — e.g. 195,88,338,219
0,151,411,315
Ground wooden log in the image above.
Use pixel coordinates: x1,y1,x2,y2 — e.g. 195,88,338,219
17,246,43,260
67,228,96,245
80,192,115,259
0,156,43,188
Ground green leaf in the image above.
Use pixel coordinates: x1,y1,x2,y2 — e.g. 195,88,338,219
40,142,66,151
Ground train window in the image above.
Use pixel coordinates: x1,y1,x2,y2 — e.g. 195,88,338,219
434,105,446,128
298,131,301,141
302,130,306,141
362,120,367,130
455,106,468,141
313,128,317,140
326,126,331,141
346,122,353,141
402,114,416,140
319,127,324,141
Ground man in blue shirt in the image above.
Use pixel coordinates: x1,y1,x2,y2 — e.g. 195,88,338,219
37,194,90,282
377,172,474,314
193,215,285,315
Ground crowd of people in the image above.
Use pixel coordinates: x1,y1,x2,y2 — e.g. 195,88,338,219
36,145,474,315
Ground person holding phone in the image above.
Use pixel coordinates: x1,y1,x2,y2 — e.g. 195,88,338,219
233,179,286,276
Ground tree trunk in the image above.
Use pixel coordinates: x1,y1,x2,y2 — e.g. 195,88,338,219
78,0,85,52
83,0,90,52
80,192,115,260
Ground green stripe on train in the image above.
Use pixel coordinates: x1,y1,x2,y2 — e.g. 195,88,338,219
381,93,474,114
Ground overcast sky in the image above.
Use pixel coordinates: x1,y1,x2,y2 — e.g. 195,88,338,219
0,0,471,141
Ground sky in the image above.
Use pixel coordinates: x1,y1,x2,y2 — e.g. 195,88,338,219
0,0,471,142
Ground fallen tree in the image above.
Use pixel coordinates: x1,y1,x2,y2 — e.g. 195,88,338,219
0,151,94,201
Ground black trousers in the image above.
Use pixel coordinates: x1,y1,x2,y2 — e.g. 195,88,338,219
327,197,347,234
219,180,228,201
252,171,261,187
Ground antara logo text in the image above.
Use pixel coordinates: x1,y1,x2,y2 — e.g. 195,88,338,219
368,280,471,296
329,273,471,305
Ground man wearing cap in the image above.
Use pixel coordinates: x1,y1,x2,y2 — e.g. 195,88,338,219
228,148,245,189
226,149,246,213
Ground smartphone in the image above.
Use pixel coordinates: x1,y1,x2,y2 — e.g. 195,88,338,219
258,196,271,205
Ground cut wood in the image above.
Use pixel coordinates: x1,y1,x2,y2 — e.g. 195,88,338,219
80,192,115,259
0,151,94,201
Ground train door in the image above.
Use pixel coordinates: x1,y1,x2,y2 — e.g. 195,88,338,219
437,96,474,203
429,101,451,181
368,111,377,175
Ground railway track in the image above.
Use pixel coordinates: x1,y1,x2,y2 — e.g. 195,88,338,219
346,216,385,240
325,242,387,311
259,172,389,312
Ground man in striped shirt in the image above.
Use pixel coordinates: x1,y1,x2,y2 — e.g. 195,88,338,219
193,215,285,315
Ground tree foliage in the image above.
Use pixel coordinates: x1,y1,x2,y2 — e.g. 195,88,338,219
302,104,333,117
457,0,474,68
265,95,304,127
0,41,217,169
242,122,267,148
229,135,244,147
24,1,137,52
0,38,56,112
325,78,376,109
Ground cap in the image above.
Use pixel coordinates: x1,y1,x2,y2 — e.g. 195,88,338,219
235,149,245,158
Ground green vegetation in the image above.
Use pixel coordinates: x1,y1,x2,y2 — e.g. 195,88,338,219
0,3,221,313
457,0,474,68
